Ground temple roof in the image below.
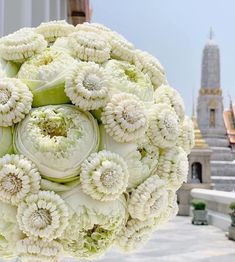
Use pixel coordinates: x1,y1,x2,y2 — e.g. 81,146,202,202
201,28,220,89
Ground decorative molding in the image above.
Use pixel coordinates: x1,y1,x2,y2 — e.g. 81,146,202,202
199,88,222,96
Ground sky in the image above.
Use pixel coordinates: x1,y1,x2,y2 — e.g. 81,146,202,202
90,0,235,115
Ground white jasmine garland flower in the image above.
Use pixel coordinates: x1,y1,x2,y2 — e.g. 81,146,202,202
177,116,195,154
0,78,33,127
134,49,167,89
108,31,135,62
156,146,189,190
147,103,180,149
116,217,155,253
65,62,109,110
0,126,13,157
76,22,112,35
68,31,111,63
80,150,129,201
14,105,99,182
17,237,63,262
154,190,179,227
60,187,127,259
0,201,24,259
35,20,75,43
154,85,185,121
104,59,154,103
0,154,41,205
0,28,47,62
101,93,148,143
128,175,169,221
17,49,77,107
17,191,69,241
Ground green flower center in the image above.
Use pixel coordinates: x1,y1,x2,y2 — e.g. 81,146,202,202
0,89,10,105
125,68,138,82
31,209,52,229
39,117,68,138
0,173,22,194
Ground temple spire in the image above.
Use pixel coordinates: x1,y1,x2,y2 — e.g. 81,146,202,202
209,27,214,40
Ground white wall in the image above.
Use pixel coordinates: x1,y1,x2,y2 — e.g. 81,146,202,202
0,0,67,37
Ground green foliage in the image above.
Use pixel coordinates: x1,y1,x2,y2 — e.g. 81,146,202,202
229,202,235,213
191,199,207,210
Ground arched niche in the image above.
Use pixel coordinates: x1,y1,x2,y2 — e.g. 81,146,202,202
191,162,202,183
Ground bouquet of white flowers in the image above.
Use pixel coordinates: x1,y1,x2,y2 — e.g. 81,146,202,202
0,20,194,261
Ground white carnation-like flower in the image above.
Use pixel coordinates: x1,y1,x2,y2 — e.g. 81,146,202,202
80,150,129,201
0,28,47,62
0,78,33,127
134,49,167,89
0,201,24,259
76,22,112,35
17,237,63,262
68,31,111,63
154,85,185,121
101,93,148,143
35,20,75,43
17,191,69,241
104,59,154,103
65,62,109,110
60,187,127,259
0,154,41,205
177,116,195,154
147,103,180,149
156,146,189,190
116,217,155,252
128,175,169,221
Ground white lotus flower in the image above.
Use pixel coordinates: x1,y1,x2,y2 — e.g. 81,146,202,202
0,58,19,78
60,187,127,259
17,48,77,107
0,78,33,127
177,116,195,154
35,20,75,43
17,191,69,241
154,85,185,121
17,237,63,262
0,28,47,62
68,31,111,63
65,62,109,110
156,146,189,190
128,175,169,221
137,136,160,172
0,154,41,205
101,93,148,143
147,103,180,149
104,59,154,103
0,126,13,157
80,150,129,201
116,217,155,253
0,201,24,259
14,105,99,182
134,49,167,89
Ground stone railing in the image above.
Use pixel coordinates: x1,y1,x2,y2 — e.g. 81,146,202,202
190,188,235,231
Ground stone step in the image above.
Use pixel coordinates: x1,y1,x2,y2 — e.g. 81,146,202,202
210,147,235,161
211,176,235,191
211,161,235,177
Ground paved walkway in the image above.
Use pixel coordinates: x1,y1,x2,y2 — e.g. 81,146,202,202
98,216,235,262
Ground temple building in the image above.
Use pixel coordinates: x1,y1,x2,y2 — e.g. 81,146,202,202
224,99,235,151
67,0,91,26
196,29,235,191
